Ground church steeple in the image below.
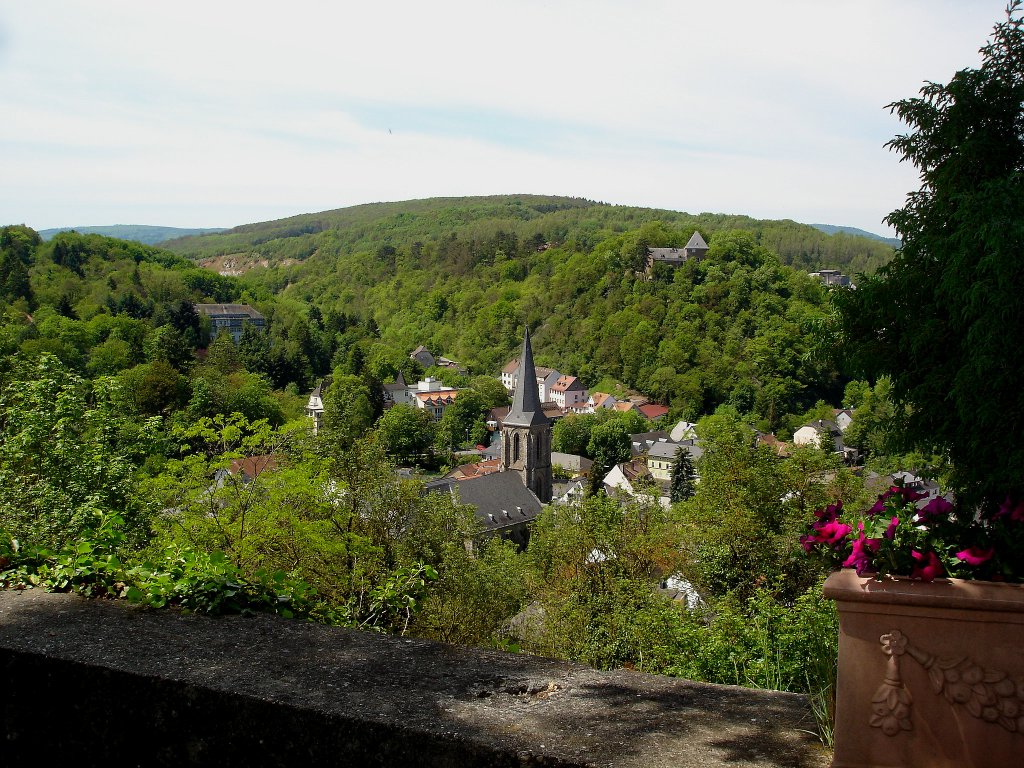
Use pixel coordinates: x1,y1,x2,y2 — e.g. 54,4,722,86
501,327,552,502
505,327,547,428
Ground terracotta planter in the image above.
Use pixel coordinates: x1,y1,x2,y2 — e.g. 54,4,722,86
824,570,1024,768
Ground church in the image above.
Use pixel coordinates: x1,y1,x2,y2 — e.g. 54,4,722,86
426,328,552,548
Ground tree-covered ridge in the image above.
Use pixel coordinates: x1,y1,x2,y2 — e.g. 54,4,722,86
163,194,895,275
38,225,228,246
241,218,842,432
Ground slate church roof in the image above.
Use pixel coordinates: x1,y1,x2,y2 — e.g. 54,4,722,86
504,327,549,428
427,472,542,532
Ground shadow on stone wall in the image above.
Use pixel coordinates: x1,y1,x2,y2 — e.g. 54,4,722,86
0,591,829,767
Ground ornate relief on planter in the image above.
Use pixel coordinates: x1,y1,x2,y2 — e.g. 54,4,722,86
824,570,1024,768
869,629,1024,735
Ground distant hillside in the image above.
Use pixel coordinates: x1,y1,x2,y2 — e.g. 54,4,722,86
809,223,901,249
164,195,896,276
39,224,227,246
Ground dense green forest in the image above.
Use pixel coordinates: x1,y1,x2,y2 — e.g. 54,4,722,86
161,195,896,434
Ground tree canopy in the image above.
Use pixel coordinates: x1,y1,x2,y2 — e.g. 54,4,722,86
835,4,1024,507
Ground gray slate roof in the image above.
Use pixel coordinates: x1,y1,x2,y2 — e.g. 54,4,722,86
648,440,704,462
504,328,549,428
685,231,709,250
430,471,543,531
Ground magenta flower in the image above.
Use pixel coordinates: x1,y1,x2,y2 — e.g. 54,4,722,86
801,518,852,552
910,550,944,581
884,516,900,540
819,520,853,546
814,502,843,524
843,534,881,575
917,496,953,523
955,546,995,567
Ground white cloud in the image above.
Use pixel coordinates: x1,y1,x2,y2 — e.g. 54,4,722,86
0,0,1009,232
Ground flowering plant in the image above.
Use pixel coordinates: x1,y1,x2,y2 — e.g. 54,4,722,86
801,487,1024,582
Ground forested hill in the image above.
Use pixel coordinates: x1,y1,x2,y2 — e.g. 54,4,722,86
1,195,895,431
163,195,894,275
166,195,887,429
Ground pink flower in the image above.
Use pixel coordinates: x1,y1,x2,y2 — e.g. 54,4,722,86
801,518,852,552
910,550,944,581
843,535,881,576
884,516,900,539
819,520,853,546
917,496,953,523
955,546,995,567
814,502,843,524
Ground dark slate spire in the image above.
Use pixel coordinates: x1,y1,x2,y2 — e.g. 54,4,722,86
504,327,548,427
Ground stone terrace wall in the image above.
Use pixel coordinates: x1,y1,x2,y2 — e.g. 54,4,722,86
0,590,829,767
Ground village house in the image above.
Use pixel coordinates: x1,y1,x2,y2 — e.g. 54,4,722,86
602,459,668,508
305,379,329,435
409,345,435,369
587,392,617,411
412,377,460,420
382,371,411,408
793,418,858,463
646,440,703,483
410,345,467,374
630,430,673,458
550,451,594,478
670,420,698,442
195,303,265,343
832,408,855,432
637,403,670,421
548,375,587,410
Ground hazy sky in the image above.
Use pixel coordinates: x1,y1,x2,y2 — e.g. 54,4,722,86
0,1,1007,235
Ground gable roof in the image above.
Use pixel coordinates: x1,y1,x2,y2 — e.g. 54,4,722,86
431,471,543,531
550,375,583,393
226,454,278,482
802,419,841,435
504,328,549,428
685,231,709,250
638,403,669,420
445,459,501,481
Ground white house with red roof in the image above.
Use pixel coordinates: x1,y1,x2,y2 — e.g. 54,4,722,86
549,375,587,410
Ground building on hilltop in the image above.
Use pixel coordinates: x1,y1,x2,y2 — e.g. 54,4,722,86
195,303,265,343
809,269,852,287
644,231,709,275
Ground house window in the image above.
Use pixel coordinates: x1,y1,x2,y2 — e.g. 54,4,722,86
513,432,521,463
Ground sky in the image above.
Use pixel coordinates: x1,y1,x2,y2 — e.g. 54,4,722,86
0,1,1009,236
